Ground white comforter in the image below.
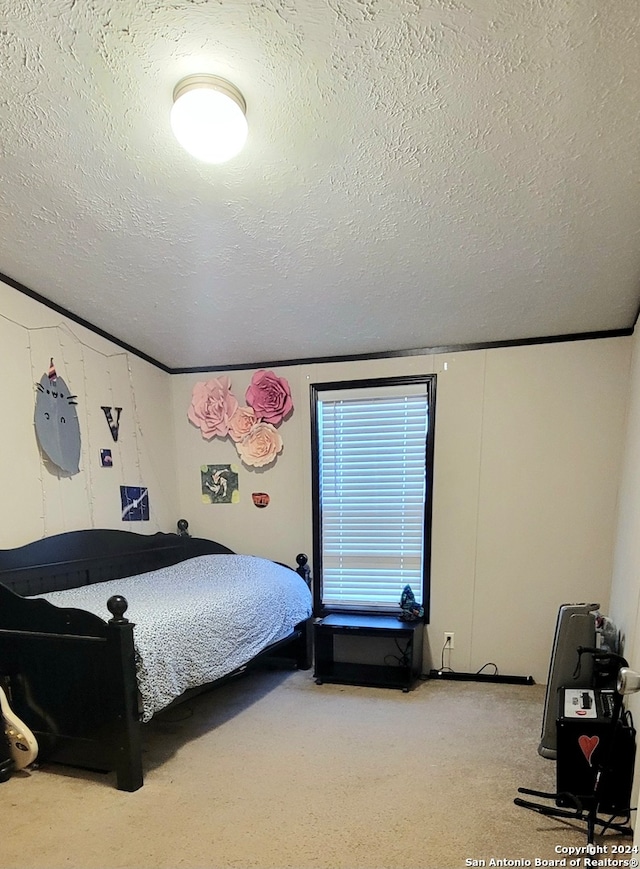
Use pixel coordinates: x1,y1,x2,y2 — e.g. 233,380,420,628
36,554,312,721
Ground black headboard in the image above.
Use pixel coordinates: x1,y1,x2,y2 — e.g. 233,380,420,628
0,529,235,597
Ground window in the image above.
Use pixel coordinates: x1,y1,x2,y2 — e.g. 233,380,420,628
311,375,436,619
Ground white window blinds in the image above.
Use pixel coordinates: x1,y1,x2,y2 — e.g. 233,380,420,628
318,385,429,610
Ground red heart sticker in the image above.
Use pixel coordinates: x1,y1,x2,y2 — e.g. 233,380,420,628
578,734,600,766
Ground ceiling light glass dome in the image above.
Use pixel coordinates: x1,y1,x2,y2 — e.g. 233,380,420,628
171,75,248,164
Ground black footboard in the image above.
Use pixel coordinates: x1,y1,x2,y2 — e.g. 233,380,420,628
0,586,143,791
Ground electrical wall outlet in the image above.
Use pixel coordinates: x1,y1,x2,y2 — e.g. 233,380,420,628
444,631,455,649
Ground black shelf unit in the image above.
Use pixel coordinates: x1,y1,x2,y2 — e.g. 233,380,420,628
314,614,424,692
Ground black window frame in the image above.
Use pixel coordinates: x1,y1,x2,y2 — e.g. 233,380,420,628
310,374,436,622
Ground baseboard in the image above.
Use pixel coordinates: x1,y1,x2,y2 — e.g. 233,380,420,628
428,669,535,685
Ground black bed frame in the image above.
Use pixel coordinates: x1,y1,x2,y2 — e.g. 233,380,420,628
0,527,312,791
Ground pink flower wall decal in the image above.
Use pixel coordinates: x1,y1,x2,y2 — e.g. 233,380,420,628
187,376,239,440
236,422,284,468
227,406,258,443
245,370,293,426
187,370,294,469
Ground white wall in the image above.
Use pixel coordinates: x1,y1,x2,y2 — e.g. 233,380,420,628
608,327,640,839
610,326,640,657
171,337,632,683
0,278,178,544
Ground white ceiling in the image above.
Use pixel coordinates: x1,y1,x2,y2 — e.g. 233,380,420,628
1,0,639,371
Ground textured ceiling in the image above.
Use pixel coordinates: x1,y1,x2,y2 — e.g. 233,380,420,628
1,0,639,370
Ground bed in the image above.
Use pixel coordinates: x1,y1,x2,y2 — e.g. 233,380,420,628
0,525,313,791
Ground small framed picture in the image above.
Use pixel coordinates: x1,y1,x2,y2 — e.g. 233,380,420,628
201,464,239,504
120,486,149,521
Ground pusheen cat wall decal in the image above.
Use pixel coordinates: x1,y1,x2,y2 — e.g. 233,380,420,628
34,359,81,475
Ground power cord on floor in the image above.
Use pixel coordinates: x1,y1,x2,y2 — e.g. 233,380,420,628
438,636,454,675
476,662,499,676
436,637,500,678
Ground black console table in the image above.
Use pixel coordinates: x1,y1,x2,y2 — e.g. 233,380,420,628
314,614,424,692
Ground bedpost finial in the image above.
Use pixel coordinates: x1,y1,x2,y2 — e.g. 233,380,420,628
295,554,311,588
107,595,129,623
177,519,190,537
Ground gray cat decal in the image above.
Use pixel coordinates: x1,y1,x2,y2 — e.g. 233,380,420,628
34,359,81,475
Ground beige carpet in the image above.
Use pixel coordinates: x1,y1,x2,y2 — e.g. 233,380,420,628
1,669,632,869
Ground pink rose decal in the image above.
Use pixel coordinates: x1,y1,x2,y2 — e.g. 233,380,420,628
187,377,239,440
187,370,293,467
245,370,293,426
227,406,258,443
236,422,283,468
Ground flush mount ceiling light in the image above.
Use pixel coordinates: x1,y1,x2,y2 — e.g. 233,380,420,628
170,74,248,164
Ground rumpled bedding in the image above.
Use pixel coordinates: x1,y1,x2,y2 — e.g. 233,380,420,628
35,554,312,721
